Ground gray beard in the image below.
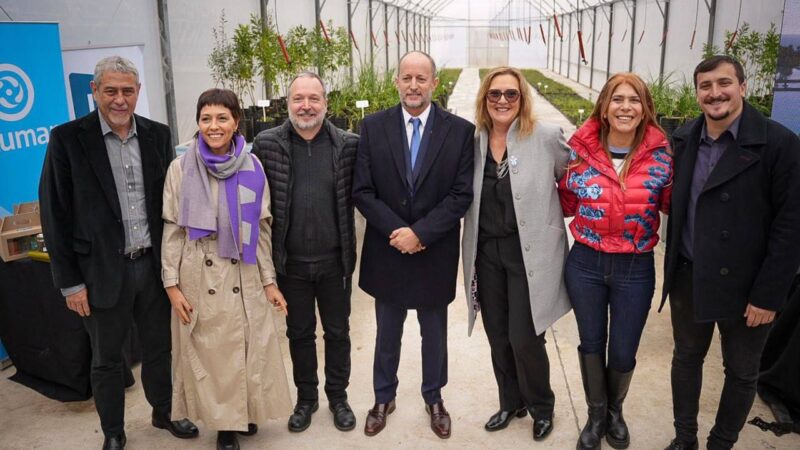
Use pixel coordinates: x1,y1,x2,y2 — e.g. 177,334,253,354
289,112,325,130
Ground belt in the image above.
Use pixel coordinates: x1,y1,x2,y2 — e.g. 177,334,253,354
124,247,150,260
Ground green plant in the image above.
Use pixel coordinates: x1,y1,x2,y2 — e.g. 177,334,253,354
434,68,462,107
703,22,779,116
250,14,284,99
520,69,595,125
327,64,398,131
230,23,258,106
209,11,234,91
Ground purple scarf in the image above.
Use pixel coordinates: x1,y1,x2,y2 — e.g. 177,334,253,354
178,134,265,264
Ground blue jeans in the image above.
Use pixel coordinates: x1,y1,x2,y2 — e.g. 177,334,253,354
564,242,655,372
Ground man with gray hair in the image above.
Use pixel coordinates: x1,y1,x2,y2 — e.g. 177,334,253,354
39,56,197,450
253,71,359,433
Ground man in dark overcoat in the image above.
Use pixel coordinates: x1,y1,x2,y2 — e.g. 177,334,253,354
39,56,197,450
352,51,474,439
660,55,800,450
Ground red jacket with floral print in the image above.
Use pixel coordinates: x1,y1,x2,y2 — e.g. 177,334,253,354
558,119,673,253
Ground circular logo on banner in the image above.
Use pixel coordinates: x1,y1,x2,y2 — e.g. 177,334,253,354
0,64,35,122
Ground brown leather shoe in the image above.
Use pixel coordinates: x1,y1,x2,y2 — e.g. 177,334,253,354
425,401,451,439
364,400,396,436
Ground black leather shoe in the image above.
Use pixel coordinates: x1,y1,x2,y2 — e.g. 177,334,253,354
216,431,239,450
237,423,258,436
533,416,554,441
102,433,126,450
288,401,319,432
329,401,356,431
484,407,527,431
663,438,699,450
151,410,199,439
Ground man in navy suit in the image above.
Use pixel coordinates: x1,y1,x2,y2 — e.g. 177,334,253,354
353,51,475,439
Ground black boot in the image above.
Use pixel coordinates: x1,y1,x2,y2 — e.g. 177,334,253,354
606,367,634,449
577,352,606,450
216,431,239,450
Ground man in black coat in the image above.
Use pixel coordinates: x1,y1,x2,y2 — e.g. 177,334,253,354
353,51,474,439
253,72,359,433
660,55,800,450
39,56,197,450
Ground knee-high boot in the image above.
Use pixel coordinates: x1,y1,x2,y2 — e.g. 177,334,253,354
577,351,606,450
606,367,634,449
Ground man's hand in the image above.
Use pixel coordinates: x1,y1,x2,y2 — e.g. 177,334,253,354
743,303,776,327
389,227,425,254
66,289,91,317
265,284,288,316
166,286,193,325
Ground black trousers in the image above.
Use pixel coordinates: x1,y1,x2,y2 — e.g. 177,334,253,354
373,299,448,405
669,259,772,450
476,234,555,419
278,258,351,404
82,253,172,437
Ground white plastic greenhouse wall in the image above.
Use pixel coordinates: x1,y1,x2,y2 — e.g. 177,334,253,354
431,0,785,91
2,0,785,141
2,0,431,143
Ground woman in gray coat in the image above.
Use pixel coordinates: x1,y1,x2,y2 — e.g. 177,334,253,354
462,66,571,442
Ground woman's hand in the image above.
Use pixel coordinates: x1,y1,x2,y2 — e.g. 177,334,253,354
166,286,193,325
265,283,288,316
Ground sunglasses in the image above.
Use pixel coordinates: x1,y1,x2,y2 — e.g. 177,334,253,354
486,89,520,103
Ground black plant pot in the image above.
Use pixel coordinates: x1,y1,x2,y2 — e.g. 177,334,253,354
253,119,276,136
329,116,348,130
238,117,254,142
659,116,685,139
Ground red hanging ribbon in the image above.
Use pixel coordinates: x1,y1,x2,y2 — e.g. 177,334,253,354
384,30,389,46
578,30,587,64
690,29,697,49
371,31,378,46
660,30,667,47
725,30,739,51
349,30,360,51
621,29,628,42
554,15,563,40
527,25,532,44
320,20,330,44
637,29,645,44
540,23,547,45
396,30,400,43
278,35,291,64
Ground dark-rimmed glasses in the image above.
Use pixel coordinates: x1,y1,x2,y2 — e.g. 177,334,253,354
486,89,520,104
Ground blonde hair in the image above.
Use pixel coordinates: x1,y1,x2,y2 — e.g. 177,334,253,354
576,72,665,186
475,66,536,138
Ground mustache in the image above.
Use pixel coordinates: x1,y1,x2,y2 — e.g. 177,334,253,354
704,95,729,103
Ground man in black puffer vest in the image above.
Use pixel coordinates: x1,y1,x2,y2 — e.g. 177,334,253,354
253,71,359,434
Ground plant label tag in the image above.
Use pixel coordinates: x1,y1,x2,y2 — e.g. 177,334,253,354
356,100,369,108
257,99,271,107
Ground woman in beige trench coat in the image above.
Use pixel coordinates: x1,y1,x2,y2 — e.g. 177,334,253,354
162,88,292,450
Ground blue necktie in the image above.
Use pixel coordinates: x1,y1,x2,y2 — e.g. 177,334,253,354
409,117,421,170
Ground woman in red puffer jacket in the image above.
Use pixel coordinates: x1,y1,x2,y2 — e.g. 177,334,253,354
558,72,672,450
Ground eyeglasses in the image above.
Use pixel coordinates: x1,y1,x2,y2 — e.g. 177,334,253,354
486,89,520,103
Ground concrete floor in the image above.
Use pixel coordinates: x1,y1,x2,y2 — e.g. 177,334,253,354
1,68,798,449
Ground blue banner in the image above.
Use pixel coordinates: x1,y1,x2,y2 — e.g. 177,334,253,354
0,23,69,216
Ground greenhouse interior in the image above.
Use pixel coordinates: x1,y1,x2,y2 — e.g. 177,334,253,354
1,0,799,449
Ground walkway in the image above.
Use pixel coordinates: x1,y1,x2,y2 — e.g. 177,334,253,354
0,69,797,450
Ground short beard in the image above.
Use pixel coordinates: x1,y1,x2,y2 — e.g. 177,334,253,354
289,110,325,131
705,110,731,122
398,91,432,111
